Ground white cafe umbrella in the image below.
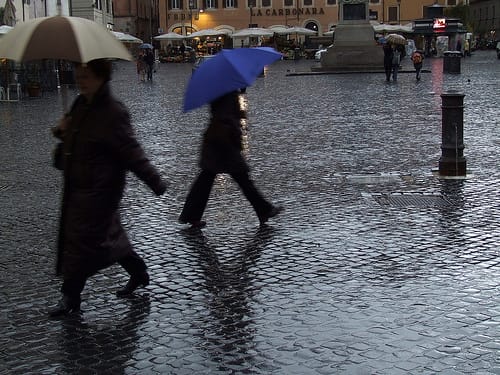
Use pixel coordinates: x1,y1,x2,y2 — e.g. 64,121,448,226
154,32,185,41
0,16,132,62
267,25,290,35
232,28,274,38
0,25,13,35
112,31,143,44
287,26,316,35
188,28,230,38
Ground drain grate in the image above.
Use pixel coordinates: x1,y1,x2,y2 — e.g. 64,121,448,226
372,193,453,208
0,184,10,192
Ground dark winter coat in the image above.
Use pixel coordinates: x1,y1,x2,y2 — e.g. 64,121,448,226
53,83,166,278
383,43,393,69
199,91,248,174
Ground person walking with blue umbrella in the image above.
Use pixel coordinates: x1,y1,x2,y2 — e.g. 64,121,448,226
178,90,282,228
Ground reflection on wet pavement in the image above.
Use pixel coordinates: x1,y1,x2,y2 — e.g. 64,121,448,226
1,50,499,373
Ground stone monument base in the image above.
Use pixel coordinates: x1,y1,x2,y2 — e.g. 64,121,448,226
312,22,384,72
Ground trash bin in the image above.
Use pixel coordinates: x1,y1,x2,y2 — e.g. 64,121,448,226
443,51,461,74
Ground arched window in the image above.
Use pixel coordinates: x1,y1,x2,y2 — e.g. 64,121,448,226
305,21,318,32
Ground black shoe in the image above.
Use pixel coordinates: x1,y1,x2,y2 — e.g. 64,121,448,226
259,206,283,225
116,272,150,297
48,295,81,317
179,217,207,229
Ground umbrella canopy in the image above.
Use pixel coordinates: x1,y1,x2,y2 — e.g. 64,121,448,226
183,47,282,112
386,33,407,45
287,26,316,35
154,32,185,41
2,0,16,26
232,28,274,38
372,22,413,34
0,16,132,62
268,25,291,35
112,31,143,44
139,43,154,49
188,28,230,38
0,25,13,35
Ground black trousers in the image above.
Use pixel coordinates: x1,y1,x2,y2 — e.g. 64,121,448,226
61,251,146,300
179,169,273,223
384,63,392,81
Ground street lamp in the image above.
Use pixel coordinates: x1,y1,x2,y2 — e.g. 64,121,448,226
249,0,256,27
397,0,401,23
189,0,194,34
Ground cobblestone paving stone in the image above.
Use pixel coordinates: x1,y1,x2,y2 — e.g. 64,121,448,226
1,51,499,374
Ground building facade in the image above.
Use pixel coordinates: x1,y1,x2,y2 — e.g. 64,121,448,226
469,0,499,40
152,0,465,36
113,0,160,43
0,0,113,27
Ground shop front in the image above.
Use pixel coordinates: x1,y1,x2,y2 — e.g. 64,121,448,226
413,17,467,57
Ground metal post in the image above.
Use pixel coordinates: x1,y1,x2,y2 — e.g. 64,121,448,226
249,2,253,27
189,0,193,34
439,91,466,176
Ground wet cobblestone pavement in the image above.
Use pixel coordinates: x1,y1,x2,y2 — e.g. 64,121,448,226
1,50,499,374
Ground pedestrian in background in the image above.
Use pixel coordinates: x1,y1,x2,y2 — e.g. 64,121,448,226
49,59,167,317
391,44,401,81
136,51,145,82
144,49,155,81
179,90,282,228
382,41,393,82
411,50,424,80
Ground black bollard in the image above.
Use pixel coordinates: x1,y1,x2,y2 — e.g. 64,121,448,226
439,91,466,176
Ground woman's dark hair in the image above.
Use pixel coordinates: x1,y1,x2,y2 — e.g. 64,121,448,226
76,59,113,82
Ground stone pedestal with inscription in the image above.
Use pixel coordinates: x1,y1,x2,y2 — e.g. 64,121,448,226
313,0,384,72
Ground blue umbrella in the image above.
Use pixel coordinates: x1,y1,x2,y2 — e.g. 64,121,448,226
183,47,282,112
139,43,154,49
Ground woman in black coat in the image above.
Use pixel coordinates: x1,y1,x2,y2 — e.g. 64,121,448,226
49,59,167,317
179,90,282,228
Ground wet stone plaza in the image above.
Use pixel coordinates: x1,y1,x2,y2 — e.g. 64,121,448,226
1,51,499,374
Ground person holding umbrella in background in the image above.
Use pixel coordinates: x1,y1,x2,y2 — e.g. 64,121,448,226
381,38,393,82
411,49,424,80
144,49,155,81
49,59,167,316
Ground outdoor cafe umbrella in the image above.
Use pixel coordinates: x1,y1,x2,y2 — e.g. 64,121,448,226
154,32,185,41
183,47,282,112
287,26,316,35
232,28,274,38
385,33,407,46
0,25,13,36
188,29,230,38
112,31,143,44
0,16,132,63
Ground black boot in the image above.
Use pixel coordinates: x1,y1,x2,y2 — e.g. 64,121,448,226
259,205,284,225
116,272,150,297
48,295,81,317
